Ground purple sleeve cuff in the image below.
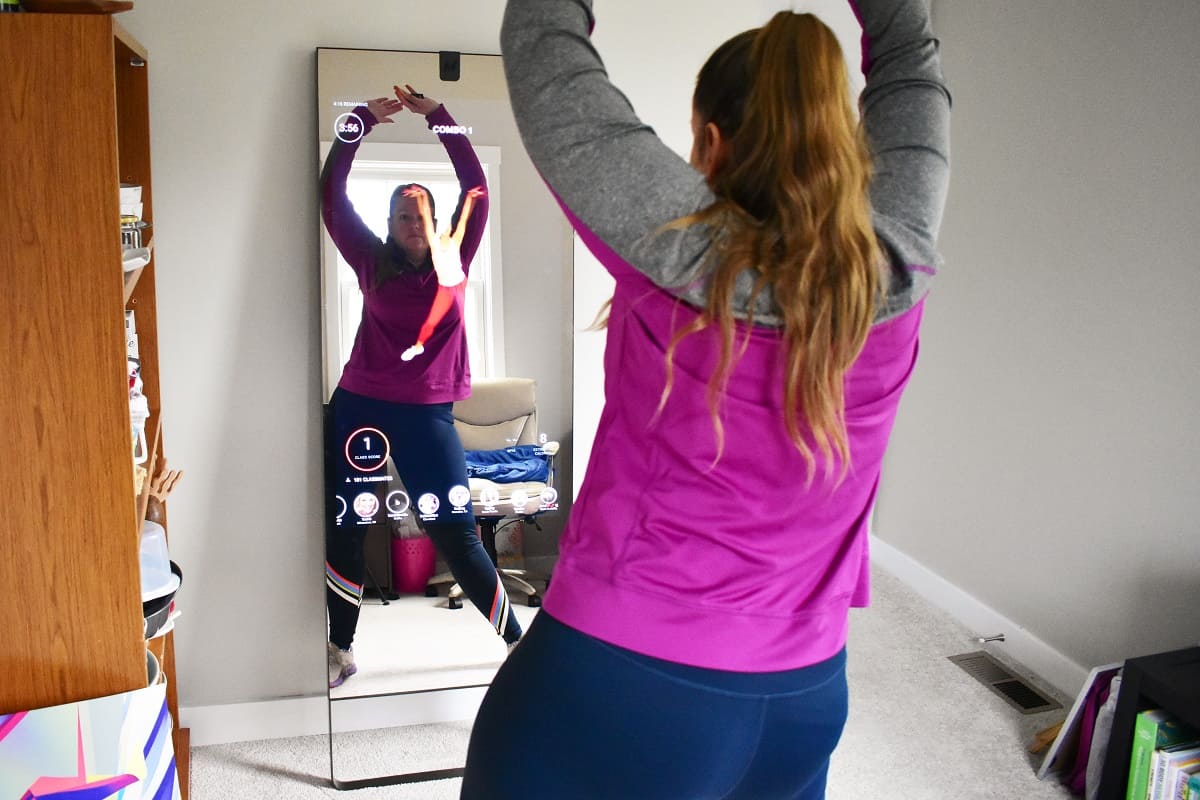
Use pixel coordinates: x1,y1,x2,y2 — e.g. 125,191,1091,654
425,104,451,127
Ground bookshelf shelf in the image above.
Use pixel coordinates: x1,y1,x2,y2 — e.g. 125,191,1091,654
124,265,146,304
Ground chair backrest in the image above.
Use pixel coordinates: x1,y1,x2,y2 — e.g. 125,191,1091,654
453,378,538,451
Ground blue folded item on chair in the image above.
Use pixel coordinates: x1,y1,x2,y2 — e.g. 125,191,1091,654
464,444,550,483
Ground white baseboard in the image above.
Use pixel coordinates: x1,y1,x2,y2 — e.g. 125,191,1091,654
329,686,487,734
181,686,487,747
180,696,328,747
869,533,1089,699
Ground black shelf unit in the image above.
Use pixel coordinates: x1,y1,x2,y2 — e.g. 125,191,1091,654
1097,646,1200,800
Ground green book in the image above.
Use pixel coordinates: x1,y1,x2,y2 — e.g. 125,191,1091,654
1129,711,1196,800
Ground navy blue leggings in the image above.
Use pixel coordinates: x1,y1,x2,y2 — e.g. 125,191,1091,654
461,612,847,799
324,388,521,648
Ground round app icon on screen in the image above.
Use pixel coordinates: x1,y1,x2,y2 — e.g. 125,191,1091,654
353,492,379,519
417,492,440,516
448,484,471,508
385,490,410,515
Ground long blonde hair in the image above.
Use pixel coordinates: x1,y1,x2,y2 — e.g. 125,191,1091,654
666,12,882,483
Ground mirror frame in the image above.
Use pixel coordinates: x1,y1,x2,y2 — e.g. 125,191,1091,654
315,45,574,789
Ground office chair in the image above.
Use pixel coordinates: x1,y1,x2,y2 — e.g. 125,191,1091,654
425,377,559,608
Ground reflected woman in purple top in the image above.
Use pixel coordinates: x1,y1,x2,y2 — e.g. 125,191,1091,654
320,84,522,691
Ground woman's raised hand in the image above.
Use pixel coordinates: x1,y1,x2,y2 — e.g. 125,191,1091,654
394,84,441,117
365,95,405,124
402,185,433,218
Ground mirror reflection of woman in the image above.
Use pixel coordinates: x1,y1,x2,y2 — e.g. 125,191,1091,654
319,84,523,690
465,0,950,797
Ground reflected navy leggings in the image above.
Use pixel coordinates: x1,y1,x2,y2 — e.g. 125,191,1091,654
324,388,521,649
461,612,847,800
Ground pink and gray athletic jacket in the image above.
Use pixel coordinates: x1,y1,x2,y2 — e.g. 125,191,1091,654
501,0,951,671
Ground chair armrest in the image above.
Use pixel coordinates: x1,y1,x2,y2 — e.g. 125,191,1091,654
540,440,560,456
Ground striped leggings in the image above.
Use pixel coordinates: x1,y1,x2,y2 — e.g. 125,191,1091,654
324,387,521,649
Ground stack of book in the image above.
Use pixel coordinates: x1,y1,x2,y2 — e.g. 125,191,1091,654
1127,709,1200,800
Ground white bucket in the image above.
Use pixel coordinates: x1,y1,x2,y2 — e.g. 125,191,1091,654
139,520,175,601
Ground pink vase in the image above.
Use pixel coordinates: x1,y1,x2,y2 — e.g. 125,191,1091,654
392,536,437,594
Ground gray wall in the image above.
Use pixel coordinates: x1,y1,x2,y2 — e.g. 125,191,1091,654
876,1,1200,669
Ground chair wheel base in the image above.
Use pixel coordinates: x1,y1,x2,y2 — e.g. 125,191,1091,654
527,594,542,608
424,585,439,598
448,596,463,610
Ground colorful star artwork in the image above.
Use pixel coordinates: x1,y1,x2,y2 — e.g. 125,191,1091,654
0,684,179,800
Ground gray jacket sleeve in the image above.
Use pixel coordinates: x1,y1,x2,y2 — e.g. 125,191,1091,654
501,0,951,323
500,0,717,291
852,0,952,319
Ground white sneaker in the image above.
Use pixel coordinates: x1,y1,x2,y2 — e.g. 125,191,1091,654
401,343,425,361
328,642,357,689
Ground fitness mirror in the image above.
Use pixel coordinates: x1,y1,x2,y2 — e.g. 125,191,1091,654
316,47,573,787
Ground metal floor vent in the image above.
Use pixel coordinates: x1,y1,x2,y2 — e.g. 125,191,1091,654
947,651,1062,715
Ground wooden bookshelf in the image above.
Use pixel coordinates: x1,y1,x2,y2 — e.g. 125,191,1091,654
0,12,188,798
